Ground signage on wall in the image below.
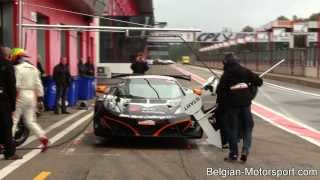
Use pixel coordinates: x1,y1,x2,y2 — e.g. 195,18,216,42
308,33,318,42
273,28,290,42
293,23,308,33
196,32,256,43
196,32,233,42
147,31,196,43
256,32,269,42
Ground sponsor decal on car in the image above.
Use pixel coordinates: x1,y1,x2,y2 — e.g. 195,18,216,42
138,120,156,126
129,105,142,112
141,107,167,114
119,114,175,119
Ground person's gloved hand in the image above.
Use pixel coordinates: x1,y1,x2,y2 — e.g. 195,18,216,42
204,85,213,92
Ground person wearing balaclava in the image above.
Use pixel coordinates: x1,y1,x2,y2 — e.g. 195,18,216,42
216,53,263,163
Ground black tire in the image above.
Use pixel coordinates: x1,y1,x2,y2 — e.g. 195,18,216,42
14,118,30,147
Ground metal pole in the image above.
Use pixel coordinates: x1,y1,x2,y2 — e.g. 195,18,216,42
24,27,126,33
18,0,23,47
259,59,286,78
21,24,202,32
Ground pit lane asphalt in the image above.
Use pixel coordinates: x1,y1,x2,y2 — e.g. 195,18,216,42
0,65,319,180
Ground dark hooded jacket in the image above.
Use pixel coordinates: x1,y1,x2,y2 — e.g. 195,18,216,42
131,60,149,74
0,59,16,112
53,63,72,87
216,55,263,109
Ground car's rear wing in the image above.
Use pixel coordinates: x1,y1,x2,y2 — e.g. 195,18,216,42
111,73,191,81
168,74,191,81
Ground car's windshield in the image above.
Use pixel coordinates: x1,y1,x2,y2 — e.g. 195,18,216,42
118,78,184,99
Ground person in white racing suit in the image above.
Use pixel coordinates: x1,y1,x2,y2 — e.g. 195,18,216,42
11,48,48,152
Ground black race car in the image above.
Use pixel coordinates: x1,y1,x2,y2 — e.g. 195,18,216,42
94,75,203,139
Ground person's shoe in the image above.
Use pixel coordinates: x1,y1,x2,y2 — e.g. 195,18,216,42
62,111,71,114
40,137,49,152
54,111,60,115
240,154,248,163
5,154,22,160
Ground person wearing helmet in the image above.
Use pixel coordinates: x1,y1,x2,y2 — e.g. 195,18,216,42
11,48,49,152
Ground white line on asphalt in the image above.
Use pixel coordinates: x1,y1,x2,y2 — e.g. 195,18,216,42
259,88,296,119
186,65,320,98
0,112,93,179
264,82,320,98
0,110,88,159
21,110,88,147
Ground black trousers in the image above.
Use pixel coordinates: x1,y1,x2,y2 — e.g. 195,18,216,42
55,85,68,112
0,110,16,158
215,111,228,146
224,106,254,158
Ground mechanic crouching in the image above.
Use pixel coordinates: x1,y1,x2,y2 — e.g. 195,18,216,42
216,53,263,163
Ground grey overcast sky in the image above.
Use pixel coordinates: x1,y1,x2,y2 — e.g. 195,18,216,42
153,0,320,32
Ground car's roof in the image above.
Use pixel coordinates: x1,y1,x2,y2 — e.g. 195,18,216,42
123,75,177,81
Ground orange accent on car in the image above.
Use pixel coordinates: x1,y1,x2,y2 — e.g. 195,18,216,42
193,88,202,96
102,116,140,136
153,119,192,137
96,84,108,93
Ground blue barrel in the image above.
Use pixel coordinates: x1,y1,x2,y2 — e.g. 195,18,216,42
90,77,96,98
67,77,79,106
78,76,91,100
44,78,56,110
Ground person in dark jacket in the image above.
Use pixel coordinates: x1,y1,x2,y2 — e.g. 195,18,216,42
130,53,149,74
216,53,263,163
78,58,87,77
0,46,21,160
36,55,46,114
84,58,95,77
37,55,45,77
53,57,72,114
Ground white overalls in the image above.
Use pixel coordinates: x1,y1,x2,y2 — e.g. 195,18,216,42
12,61,46,139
